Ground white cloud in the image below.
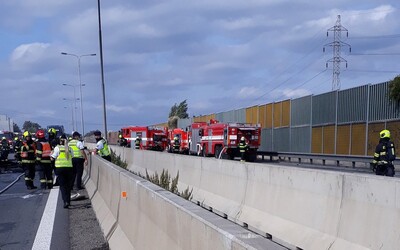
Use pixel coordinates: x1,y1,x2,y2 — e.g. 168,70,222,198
10,43,51,70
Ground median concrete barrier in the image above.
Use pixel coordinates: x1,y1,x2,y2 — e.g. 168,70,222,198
105,145,400,250
85,146,278,250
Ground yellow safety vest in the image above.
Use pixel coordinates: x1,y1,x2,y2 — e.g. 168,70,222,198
55,145,73,168
99,139,110,156
68,139,83,158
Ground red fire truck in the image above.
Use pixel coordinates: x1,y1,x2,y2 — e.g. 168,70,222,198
167,128,189,154
188,120,261,162
120,126,168,151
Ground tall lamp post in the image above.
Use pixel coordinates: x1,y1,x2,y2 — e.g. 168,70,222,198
97,0,108,139
63,98,80,131
61,52,96,136
64,106,74,132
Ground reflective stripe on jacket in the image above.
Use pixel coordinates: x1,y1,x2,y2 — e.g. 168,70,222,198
21,142,36,163
55,145,73,168
36,141,52,163
69,139,83,158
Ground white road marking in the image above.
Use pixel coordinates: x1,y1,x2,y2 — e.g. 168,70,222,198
32,187,59,250
21,194,37,199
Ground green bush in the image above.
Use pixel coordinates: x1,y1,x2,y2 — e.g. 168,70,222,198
110,149,128,169
389,75,400,104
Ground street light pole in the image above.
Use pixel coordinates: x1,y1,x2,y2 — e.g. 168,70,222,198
61,52,96,136
63,98,78,131
97,0,108,139
64,106,74,132
62,83,80,131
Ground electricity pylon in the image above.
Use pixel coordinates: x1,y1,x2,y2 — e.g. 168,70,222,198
323,15,351,90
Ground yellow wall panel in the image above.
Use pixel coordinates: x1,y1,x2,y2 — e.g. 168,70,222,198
336,125,350,155
281,100,290,127
367,123,385,156
252,106,258,124
246,106,258,124
323,125,335,154
258,105,267,128
312,127,322,154
273,102,282,128
387,121,400,156
266,104,273,129
351,123,366,155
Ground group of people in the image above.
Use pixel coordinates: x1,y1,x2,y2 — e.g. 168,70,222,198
17,128,88,208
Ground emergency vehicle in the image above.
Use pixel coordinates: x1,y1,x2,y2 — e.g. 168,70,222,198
120,126,168,151
188,120,261,162
167,128,189,154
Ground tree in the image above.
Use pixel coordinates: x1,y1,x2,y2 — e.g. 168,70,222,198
389,75,400,104
168,100,189,129
22,121,42,133
13,123,21,133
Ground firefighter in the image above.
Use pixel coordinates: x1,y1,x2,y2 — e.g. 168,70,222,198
69,131,88,190
21,131,37,189
173,135,180,153
48,128,59,149
51,134,73,208
134,136,141,149
0,137,10,162
48,128,59,186
35,129,53,189
14,136,23,164
118,132,128,147
238,136,249,162
93,130,111,161
371,129,396,176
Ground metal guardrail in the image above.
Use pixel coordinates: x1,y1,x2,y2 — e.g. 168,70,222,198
257,151,400,168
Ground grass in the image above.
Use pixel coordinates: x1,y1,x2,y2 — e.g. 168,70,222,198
110,149,192,200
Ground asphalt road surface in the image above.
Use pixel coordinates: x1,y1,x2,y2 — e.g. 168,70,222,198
0,154,108,250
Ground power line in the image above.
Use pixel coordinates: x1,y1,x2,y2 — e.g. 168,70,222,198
349,34,400,39
344,69,399,74
349,53,400,56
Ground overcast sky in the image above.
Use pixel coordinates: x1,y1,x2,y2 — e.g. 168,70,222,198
0,1,399,134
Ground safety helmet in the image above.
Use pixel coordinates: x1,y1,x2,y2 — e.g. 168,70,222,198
36,129,45,139
14,137,19,141
2,137,5,140
48,128,56,135
94,130,101,136
23,131,31,137
380,129,390,139
240,136,245,141
59,134,67,140
118,134,122,138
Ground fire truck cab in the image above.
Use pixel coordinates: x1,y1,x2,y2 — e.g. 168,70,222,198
189,120,261,162
121,126,168,151
168,128,189,154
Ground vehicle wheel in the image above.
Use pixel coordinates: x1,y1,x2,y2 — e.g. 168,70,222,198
202,146,207,157
215,146,221,159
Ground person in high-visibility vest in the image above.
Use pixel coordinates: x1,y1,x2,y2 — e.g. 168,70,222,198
51,134,74,208
93,130,111,161
21,131,37,189
68,131,88,190
35,129,53,189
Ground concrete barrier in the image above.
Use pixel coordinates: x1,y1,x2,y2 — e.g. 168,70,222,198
85,147,278,250
104,145,400,250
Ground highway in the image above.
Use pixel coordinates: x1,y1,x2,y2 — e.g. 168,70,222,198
0,154,108,250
